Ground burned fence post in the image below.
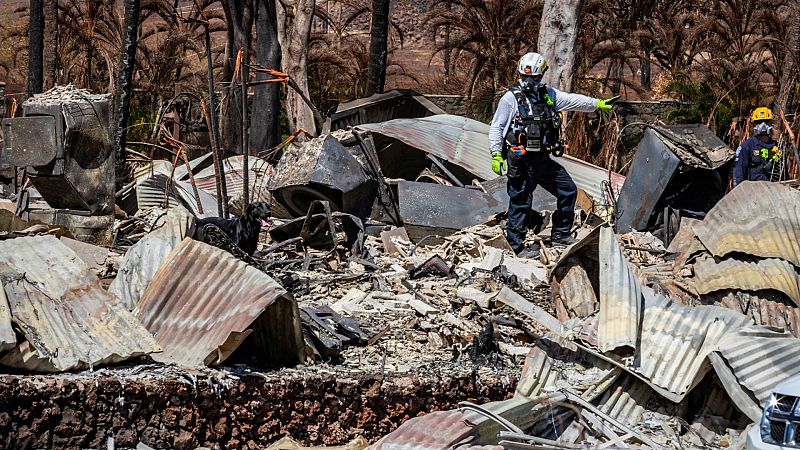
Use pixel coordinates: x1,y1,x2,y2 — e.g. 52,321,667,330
114,0,141,192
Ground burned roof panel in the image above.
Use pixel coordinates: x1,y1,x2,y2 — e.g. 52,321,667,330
0,281,15,352
693,181,800,266
0,235,160,372
635,290,752,402
598,227,642,352
694,257,800,306
134,238,305,368
711,326,800,420
109,207,195,310
369,409,476,450
356,115,625,203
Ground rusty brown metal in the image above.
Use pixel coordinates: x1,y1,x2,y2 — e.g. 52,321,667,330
693,181,800,266
134,238,305,368
694,256,800,306
0,235,161,372
718,292,800,338
368,410,476,450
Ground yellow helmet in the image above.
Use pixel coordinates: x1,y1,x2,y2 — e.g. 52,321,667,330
751,107,773,122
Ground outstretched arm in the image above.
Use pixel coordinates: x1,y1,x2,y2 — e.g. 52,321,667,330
553,89,601,113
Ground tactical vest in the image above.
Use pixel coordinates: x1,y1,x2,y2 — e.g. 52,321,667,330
504,85,561,155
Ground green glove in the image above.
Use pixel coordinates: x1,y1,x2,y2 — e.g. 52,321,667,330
596,98,614,110
491,152,505,175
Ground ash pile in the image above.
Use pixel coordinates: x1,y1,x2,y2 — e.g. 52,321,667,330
1,89,799,449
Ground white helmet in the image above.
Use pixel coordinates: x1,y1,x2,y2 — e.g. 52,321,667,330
517,52,548,77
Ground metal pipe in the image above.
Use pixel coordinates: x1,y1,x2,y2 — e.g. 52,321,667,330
426,153,464,187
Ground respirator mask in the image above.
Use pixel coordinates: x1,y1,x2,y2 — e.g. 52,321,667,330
520,74,544,94
753,121,773,137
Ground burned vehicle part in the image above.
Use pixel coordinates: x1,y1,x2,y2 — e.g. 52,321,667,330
269,201,365,254
268,135,377,218
614,124,734,238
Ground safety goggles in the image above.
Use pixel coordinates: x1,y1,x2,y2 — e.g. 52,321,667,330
522,74,544,83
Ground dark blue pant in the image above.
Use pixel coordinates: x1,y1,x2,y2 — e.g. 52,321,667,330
506,156,577,253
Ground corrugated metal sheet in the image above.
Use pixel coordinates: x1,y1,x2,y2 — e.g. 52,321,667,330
368,410,476,450
598,226,641,352
515,347,560,398
716,326,800,403
694,257,800,306
0,235,160,372
693,181,800,266
634,288,753,402
596,374,653,428
719,292,800,338
134,238,305,368
194,155,271,199
355,115,625,203
109,207,195,310
135,173,216,217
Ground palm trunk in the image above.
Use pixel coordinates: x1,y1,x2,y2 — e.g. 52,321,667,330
221,0,254,155
365,0,390,96
252,0,282,153
27,0,44,97
43,0,58,89
114,0,141,192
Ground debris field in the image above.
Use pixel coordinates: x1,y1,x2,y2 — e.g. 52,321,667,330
1,87,800,449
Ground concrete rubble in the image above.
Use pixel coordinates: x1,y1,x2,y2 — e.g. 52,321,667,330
0,108,798,449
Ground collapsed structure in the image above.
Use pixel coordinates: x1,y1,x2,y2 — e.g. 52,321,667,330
0,86,797,448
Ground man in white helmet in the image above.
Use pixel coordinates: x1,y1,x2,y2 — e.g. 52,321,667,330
489,52,614,258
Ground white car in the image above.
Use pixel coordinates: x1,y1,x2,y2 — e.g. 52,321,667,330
749,374,800,449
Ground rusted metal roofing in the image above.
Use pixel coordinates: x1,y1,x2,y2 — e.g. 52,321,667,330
719,293,800,338
368,410,476,450
355,115,625,203
634,289,752,402
711,326,800,421
0,235,161,372
693,181,800,267
598,226,641,352
694,257,800,306
109,207,195,310
134,238,305,368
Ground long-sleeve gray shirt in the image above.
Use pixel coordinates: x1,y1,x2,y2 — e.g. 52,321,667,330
488,88,600,154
